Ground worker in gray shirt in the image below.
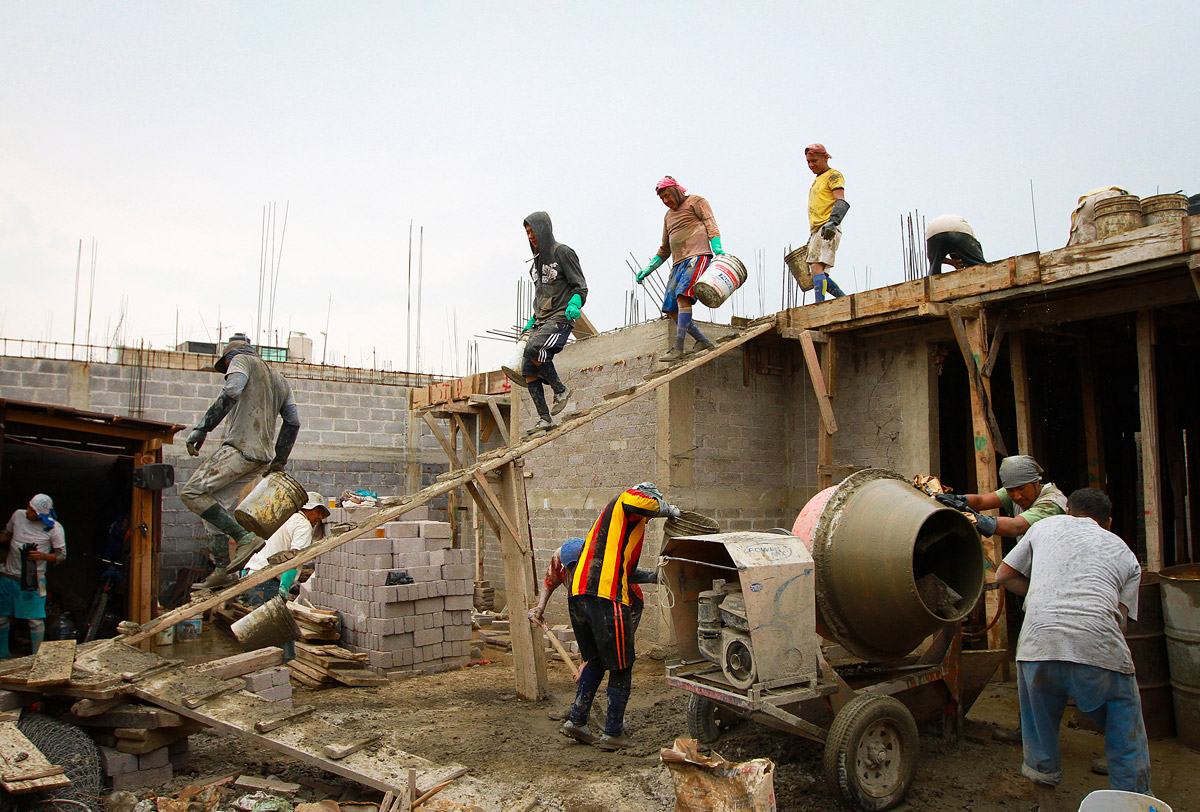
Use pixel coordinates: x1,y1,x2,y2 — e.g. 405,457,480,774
180,335,300,590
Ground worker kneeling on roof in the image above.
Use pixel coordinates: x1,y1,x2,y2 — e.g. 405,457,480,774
559,483,679,750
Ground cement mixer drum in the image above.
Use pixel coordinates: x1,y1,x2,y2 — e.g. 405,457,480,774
793,468,985,661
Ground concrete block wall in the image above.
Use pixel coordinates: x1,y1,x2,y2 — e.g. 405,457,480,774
0,354,447,601
301,519,473,675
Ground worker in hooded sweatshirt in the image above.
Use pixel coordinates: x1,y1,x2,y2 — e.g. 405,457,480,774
637,176,721,363
521,212,588,436
180,334,301,590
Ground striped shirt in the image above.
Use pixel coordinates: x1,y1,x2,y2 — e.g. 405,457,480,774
571,488,665,605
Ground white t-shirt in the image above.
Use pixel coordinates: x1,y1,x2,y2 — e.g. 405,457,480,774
1003,514,1141,673
245,512,315,574
925,214,976,240
4,510,67,581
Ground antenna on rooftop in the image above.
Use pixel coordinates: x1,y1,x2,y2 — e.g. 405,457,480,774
1029,179,1041,253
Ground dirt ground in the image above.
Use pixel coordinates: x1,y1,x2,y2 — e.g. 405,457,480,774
168,646,1200,812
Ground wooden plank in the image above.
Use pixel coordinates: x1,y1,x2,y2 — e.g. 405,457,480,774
24,639,76,687
1079,343,1104,490
948,307,1009,460
193,648,285,680
817,337,836,491
850,277,927,319
486,400,511,446
254,704,316,735
798,330,837,434
496,460,547,701
0,721,67,793
1009,332,1033,455
981,310,1008,379
1137,310,1162,570
71,706,182,729
930,260,1014,302
119,320,776,647
470,472,526,554
1040,219,1199,285
571,312,599,339
323,734,382,760
452,413,478,461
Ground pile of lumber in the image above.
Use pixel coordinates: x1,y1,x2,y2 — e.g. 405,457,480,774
68,702,202,754
290,602,341,641
0,715,71,795
287,644,389,689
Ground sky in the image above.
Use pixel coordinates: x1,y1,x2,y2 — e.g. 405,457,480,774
2,2,1196,376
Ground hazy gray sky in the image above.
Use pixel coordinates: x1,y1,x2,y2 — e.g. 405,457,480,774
2,2,1195,374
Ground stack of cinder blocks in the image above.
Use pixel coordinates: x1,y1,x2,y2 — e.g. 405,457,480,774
304,511,474,676
99,739,189,790
242,666,292,706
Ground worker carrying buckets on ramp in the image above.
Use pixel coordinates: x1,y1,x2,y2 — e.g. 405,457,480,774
635,176,748,364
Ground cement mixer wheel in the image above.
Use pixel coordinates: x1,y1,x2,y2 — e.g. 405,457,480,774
685,695,742,744
823,695,918,811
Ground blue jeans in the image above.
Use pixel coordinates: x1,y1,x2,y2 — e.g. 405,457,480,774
1018,660,1150,793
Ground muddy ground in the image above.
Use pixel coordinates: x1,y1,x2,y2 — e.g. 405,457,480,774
165,646,1199,812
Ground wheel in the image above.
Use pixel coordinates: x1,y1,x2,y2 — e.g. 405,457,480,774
822,695,918,811
686,694,741,744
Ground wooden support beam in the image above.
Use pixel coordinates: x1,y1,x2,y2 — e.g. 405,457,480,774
487,401,511,446
419,412,506,544
452,414,477,461
948,307,1009,460
1009,332,1034,456
1078,343,1104,490
799,331,838,435
496,460,547,701
470,473,526,554
981,310,1008,378
1137,310,1162,571
817,337,836,491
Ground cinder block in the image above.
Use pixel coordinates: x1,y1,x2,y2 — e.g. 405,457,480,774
269,666,291,686
445,625,472,642
347,538,393,556
396,615,418,633
384,522,420,538
413,627,443,647
392,538,425,556
426,550,447,567
423,537,451,552
138,747,169,770
414,596,444,615
381,632,413,652
367,617,394,635
110,764,172,790
99,746,139,776
377,583,419,604
256,684,293,702
242,668,277,692
394,552,431,569
445,594,473,611
367,650,394,669
442,563,473,581
416,521,451,539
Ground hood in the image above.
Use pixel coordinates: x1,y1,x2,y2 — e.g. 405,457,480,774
214,343,259,373
523,211,558,265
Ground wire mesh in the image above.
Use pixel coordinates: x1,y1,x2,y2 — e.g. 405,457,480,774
5,713,105,812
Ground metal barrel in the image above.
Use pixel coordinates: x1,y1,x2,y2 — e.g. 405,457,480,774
234,471,307,538
794,469,985,661
1094,194,1144,238
1160,563,1200,750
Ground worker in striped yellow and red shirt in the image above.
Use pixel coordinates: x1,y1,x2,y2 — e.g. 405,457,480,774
560,483,680,751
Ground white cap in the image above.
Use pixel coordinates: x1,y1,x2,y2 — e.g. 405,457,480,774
302,492,330,515
29,494,53,514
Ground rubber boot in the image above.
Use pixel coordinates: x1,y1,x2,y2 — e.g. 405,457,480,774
596,673,634,750
562,662,603,744
207,532,230,570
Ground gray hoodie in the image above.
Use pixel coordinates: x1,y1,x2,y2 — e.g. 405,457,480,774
523,211,587,323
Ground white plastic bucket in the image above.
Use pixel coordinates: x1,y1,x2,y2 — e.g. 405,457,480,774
693,255,748,308
501,336,529,383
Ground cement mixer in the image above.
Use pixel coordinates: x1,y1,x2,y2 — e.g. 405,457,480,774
661,469,1004,812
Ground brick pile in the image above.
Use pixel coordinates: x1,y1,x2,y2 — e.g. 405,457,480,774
99,738,189,790
242,665,292,705
303,517,474,676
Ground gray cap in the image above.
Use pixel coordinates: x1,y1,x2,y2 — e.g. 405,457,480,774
999,455,1043,489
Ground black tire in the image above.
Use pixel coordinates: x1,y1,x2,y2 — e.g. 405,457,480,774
686,694,740,744
822,695,918,812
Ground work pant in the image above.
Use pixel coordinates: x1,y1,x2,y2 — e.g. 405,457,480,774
179,444,265,528
927,231,986,275
1018,660,1151,793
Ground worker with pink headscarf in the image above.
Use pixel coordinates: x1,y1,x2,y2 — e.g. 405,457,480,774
804,143,849,302
636,177,723,363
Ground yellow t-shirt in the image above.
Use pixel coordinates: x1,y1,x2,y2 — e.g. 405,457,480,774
808,168,845,232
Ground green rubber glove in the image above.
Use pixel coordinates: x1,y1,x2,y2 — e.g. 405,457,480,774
565,294,582,321
523,315,536,332
709,236,725,256
279,567,298,593
637,255,665,283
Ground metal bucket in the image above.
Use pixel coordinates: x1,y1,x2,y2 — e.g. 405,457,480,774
1160,563,1200,750
1141,193,1189,226
1094,194,1144,238
693,255,748,308
230,594,302,652
784,245,813,291
792,469,985,661
664,510,720,539
234,471,306,538
501,336,529,383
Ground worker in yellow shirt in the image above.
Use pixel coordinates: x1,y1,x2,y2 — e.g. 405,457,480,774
804,143,849,302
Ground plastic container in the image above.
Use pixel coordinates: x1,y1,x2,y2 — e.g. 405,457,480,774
230,595,302,652
234,471,307,538
693,255,748,308
501,336,529,383
174,618,202,642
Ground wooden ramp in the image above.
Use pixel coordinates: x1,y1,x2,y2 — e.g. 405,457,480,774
0,642,465,797
118,316,778,649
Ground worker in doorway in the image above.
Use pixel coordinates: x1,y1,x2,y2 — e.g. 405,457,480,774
241,491,329,659
0,495,67,657
636,176,720,363
529,536,656,722
180,334,301,590
521,212,587,436
996,488,1152,810
561,483,680,750
935,454,1066,541
925,214,987,274
804,144,849,302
